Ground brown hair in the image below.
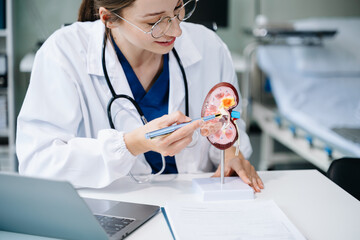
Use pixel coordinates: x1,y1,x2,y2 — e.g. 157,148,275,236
78,0,136,41
78,0,136,22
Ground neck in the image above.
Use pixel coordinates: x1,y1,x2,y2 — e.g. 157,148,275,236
111,31,161,69
110,30,164,92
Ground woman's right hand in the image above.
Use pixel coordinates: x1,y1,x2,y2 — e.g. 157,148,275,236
124,111,203,156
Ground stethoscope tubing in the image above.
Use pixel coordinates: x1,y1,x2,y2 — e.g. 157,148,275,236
101,32,189,183
102,32,189,129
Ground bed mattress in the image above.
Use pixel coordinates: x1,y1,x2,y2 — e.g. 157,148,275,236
256,18,360,156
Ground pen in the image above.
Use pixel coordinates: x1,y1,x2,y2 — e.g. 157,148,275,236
145,113,221,139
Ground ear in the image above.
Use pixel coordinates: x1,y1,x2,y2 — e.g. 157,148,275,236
99,7,116,28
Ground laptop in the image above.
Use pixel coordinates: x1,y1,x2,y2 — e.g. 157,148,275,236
0,173,160,240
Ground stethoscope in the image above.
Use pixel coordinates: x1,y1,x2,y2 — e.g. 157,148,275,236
102,32,189,183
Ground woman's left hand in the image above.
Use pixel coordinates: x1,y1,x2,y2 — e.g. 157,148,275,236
212,148,264,192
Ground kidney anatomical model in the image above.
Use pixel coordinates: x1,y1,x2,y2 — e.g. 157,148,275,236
201,82,240,150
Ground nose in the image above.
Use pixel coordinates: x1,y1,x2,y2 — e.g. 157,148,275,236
166,18,182,37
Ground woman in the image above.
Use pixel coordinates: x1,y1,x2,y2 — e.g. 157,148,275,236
16,0,263,191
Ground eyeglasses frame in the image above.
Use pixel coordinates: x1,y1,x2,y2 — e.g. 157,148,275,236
111,0,198,39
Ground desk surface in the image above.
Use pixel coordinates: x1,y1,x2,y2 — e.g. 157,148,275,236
78,170,360,240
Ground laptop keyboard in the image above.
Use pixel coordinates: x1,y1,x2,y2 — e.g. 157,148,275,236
95,214,135,237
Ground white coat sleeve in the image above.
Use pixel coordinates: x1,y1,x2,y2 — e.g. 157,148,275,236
16,45,137,189
209,37,253,165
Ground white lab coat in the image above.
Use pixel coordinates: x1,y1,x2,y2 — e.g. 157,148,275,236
16,20,252,188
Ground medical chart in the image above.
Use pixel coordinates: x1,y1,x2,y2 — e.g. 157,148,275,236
165,200,306,240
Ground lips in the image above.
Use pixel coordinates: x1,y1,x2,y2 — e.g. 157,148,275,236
155,37,176,47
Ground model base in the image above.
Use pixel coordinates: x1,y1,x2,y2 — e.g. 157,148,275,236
192,177,254,201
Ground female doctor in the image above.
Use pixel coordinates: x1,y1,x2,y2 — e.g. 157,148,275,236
16,0,263,191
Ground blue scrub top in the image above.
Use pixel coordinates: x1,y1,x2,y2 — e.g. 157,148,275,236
112,37,178,174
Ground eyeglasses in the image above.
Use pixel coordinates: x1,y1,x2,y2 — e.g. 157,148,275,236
112,0,198,39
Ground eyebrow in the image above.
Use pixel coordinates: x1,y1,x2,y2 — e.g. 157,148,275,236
142,11,165,18
142,0,182,18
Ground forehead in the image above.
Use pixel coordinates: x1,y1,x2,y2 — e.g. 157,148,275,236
126,0,180,17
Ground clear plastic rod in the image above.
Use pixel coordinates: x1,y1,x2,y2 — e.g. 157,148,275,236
221,150,225,185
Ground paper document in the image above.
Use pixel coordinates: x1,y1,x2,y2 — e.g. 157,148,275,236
165,200,306,240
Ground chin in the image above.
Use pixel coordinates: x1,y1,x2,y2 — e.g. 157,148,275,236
152,46,174,55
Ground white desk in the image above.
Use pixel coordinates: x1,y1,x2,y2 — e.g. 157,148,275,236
78,170,360,240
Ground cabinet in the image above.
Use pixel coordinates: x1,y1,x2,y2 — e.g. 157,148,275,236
0,0,15,171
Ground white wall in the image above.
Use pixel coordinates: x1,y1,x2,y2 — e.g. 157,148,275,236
13,0,82,115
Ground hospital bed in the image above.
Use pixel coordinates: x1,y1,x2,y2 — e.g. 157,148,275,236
245,18,360,172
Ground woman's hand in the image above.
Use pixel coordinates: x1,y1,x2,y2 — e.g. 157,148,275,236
212,147,264,192
124,111,202,157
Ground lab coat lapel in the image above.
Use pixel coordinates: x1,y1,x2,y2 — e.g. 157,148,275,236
168,52,185,115
105,47,143,125
169,27,202,116
86,21,136,113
